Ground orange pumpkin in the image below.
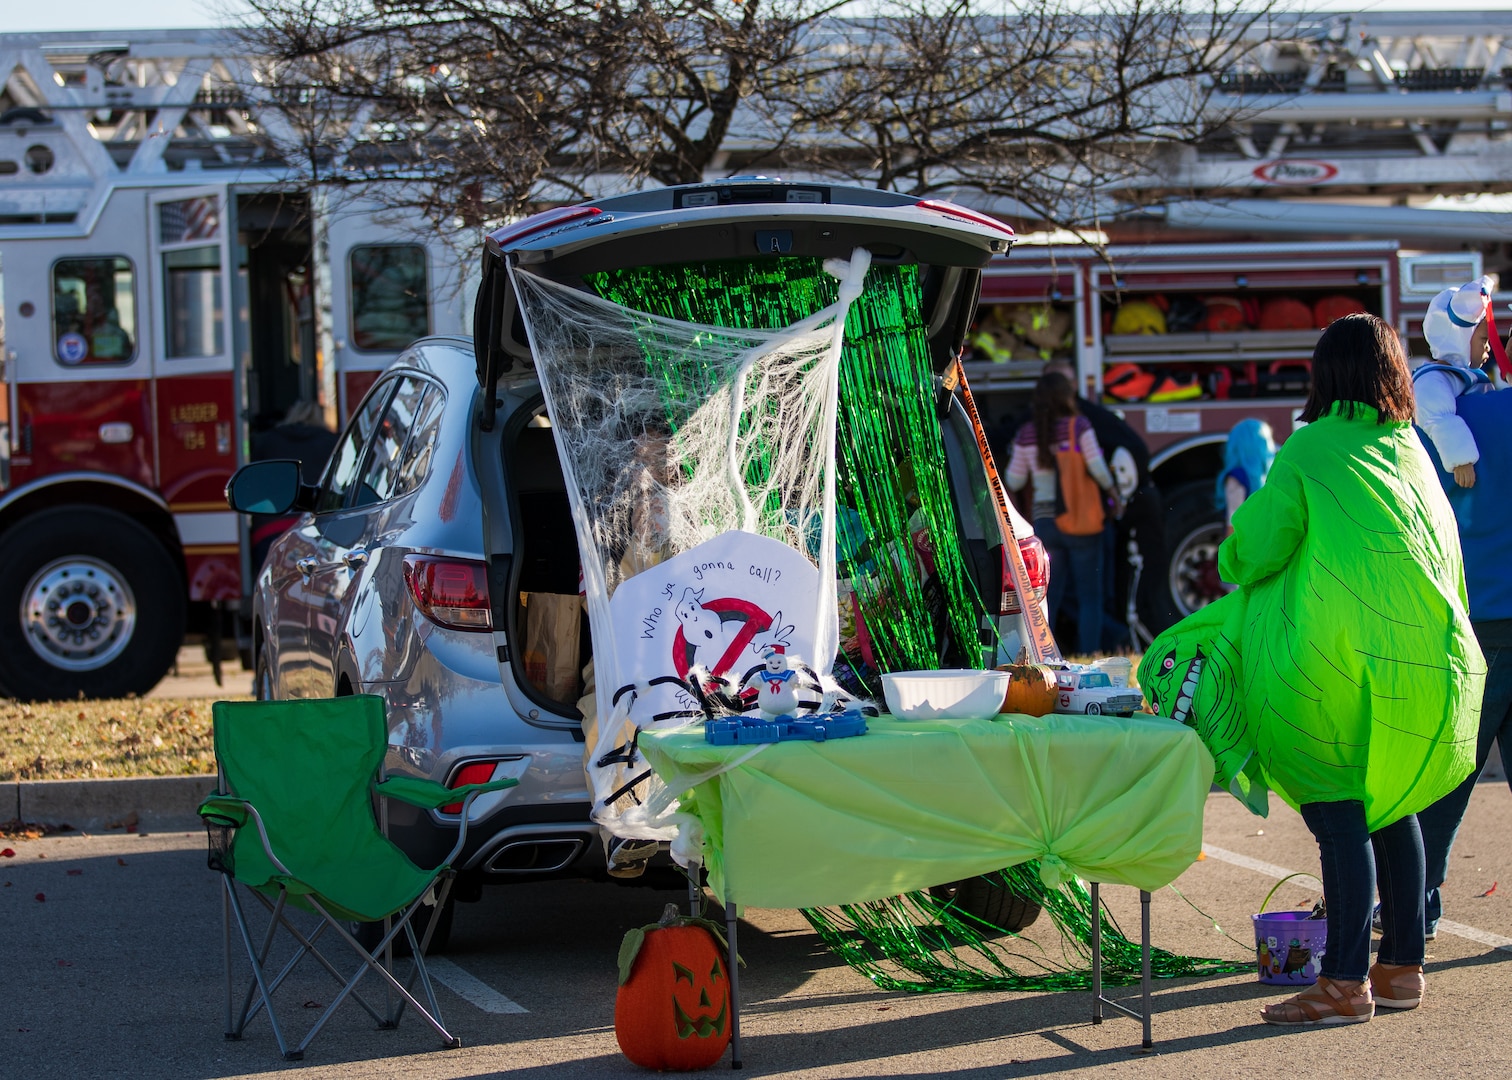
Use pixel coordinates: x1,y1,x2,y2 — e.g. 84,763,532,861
998,663,1059,716
615,904,732,1070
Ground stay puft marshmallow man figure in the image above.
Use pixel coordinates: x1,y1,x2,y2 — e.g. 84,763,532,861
1415,276,1511,489
743,645,804,719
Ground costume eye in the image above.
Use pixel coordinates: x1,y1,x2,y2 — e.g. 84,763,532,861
1160,650,1176,673
673,961,695,985
710,958,723,981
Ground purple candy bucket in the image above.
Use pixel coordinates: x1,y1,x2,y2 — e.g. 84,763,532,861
1252,910,1327,985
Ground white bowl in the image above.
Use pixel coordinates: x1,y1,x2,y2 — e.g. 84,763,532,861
880,670,1010,721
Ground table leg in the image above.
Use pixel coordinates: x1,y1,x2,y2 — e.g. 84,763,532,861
1141,889,1153,1050
727,901,742,1070
1090,881,1102,1025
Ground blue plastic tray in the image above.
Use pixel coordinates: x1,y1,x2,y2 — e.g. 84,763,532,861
704,709,869,745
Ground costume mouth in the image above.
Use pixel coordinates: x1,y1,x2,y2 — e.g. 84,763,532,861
1171,654,1205,724
674,998,728,1039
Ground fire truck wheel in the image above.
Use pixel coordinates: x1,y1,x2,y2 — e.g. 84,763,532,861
1161,481,1229,620
0,506,186,701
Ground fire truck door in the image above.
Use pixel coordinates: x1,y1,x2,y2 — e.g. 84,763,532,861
146,187,241,603
323,205,464,421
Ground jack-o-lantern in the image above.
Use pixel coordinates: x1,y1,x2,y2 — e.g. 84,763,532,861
615,904,733,1071
998,662,1059,717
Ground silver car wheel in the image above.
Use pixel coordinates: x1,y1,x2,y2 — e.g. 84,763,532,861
21,557,137,671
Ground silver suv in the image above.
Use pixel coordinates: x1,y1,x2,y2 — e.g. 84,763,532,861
226,181,1044,944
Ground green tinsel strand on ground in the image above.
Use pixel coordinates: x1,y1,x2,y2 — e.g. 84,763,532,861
588,258,990,677
800,862,1254,993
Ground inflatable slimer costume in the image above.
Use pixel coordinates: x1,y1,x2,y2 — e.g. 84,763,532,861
1140,404,1484,830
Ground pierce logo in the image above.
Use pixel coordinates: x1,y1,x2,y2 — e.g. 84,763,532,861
1253,160,1338,185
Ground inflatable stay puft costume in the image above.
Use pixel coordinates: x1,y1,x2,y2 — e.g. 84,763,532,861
1413,276,1512,478
1140,403,1484,831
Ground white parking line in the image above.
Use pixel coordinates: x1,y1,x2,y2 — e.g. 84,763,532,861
1201,844,1320,887
1202,844,1512,953
426,957,529,1014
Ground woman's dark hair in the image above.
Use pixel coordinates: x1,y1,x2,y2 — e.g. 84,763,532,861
1299,313,1414,424
1032,371,1077,469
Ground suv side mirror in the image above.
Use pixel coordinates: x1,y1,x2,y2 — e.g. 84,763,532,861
225,460,315,515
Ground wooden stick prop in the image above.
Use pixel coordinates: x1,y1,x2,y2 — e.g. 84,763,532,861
949,356,1062,665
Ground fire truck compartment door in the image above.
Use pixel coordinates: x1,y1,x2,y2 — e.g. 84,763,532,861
147,187,235,377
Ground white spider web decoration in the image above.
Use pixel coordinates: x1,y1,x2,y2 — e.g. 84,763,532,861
508,250,872,847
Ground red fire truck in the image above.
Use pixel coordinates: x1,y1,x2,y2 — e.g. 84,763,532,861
0,169,467,698
965,242,1500,632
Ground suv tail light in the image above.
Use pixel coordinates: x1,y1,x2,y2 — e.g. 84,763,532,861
404,555,492,631
1000,535,1050,615
441,760,498,814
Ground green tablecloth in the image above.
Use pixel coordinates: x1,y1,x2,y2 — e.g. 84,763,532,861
640,712,1215,910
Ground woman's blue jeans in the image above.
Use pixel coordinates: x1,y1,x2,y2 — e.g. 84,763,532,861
1035,517,1104,655
1300,801,1425,982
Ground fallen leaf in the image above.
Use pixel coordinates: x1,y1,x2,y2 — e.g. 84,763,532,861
1478,881,1498,898
876,1005,891,1011
1196,851,1207,861
34,892,45,902
303,1000,323,1009
57,960,72,967
116,858,127,867
66,868,83,876
0,849,13,858
36,852,45,859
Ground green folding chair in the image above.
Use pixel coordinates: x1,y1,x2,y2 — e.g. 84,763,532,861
199,695,517,1060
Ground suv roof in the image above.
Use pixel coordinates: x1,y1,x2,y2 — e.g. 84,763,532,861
472,179,1016,420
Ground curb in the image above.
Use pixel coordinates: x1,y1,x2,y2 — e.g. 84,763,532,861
7,775,217,832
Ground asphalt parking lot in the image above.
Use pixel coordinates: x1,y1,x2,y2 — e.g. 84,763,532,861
3,784,1509,1080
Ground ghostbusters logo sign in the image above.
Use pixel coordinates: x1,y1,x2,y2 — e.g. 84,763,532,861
607,531,828,695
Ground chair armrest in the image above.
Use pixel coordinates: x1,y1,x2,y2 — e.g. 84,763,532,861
376,775,519,810
199,794,250,827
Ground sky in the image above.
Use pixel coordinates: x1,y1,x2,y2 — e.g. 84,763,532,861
4,0,1508,34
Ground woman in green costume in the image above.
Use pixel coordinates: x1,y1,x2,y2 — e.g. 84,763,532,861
1140,314,1482,1026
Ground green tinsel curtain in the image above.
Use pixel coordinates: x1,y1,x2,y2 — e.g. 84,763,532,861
588,257,990,683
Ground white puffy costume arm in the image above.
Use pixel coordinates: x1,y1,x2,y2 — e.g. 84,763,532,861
1414,368,1480,471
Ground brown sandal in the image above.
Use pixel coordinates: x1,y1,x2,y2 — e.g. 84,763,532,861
1369,963,1425,1010
1260,976,1374,1026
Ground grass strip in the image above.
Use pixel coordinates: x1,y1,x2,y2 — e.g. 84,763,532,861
0,696,243,781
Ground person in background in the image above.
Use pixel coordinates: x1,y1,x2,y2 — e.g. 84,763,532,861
1041,358,1159,647
1414,276,1505,490
1406,300,1512,943
248,400,339,571
1216,418,1276,536
1005,372,1122,655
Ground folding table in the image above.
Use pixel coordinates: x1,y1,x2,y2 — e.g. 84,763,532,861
640,711,1215,1067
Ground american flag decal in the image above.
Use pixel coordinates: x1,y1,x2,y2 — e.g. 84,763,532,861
159,196,220,245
